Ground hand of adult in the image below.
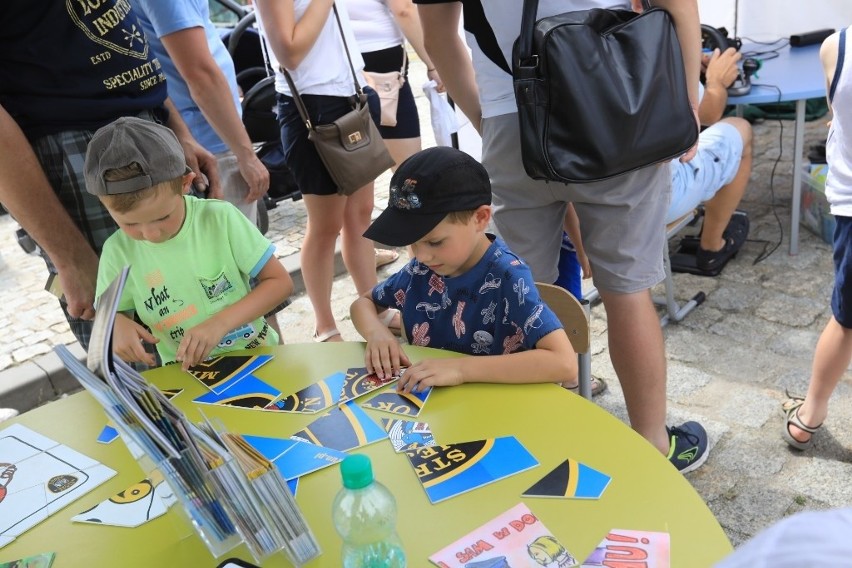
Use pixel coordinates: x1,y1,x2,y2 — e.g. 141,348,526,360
180,137,222,200
427,68,445,93
238,153,271,202
58,248,100,321
704,47,742,91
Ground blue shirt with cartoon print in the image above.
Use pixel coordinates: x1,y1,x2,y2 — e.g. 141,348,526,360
372,236,562,355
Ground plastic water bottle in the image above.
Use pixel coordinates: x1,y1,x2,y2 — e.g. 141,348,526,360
332,454,406,567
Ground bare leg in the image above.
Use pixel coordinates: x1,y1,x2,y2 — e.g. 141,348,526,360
700,117,753,251
599,288,670,454
301,193,346,338
789,317,852,442
341,182,379,296
384,137,422,172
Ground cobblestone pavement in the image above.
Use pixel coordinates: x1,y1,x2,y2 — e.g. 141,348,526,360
1,55,850,552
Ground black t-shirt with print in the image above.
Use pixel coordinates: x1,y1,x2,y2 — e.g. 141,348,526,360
0,0,168,139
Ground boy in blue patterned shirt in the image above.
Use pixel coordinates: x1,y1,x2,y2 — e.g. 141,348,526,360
351,147,576,392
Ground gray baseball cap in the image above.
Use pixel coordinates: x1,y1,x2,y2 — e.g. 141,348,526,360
84,116,189,196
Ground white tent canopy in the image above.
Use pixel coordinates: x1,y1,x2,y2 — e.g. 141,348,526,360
699,0,850,42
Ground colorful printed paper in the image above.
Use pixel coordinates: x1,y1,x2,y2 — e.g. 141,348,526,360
580,529,670,567
264,371,346,413
382,419,436,453
361,386,433,417
193,375,281,409
0,424,116,548
72,477,176,528
186,354,272,394
430,503,578,567
290,401,387,452
0,552,56,568
405,437,538,504
338,367,400,404
522,458,611,500
242,435,346,480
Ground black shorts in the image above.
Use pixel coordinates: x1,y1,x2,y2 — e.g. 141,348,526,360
276,86,382,196
832,215,852,327
362,44,421,139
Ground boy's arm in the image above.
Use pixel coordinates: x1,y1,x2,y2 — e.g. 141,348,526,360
175,256,293,370
397,329,577,392
113,313,159,367
351,294,411,378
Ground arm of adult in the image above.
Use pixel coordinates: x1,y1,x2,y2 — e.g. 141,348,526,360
175,256,293,370
351,294,412,378
0,104,98,320
700,47,741,126
254,0,334,71
162,97,222,200
651,0,701,162
417,2,482,132
159,26,269,203
387,0,444,91
396,329,577,391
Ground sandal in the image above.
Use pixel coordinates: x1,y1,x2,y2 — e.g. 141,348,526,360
562,376,607,397
781,391,822,450
313,328,342,343
375,248,400,269
378,309,402,336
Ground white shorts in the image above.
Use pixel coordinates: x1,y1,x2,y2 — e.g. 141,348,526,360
667,121,743,224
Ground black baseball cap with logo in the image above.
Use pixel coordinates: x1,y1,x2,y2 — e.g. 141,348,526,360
364,147,492,247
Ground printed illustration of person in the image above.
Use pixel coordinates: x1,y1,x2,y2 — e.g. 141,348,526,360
528,535,578,567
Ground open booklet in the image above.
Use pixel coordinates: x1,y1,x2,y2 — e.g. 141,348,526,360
55,266,320,565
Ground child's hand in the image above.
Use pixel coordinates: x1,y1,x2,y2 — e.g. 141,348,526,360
113,313,158,367
397,359,464,393
176,320,226,371
365,331,411,380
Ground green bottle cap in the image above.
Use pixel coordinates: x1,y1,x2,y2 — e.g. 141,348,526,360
340,454,373,489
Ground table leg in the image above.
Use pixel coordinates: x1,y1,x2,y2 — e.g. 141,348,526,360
790,99,806,255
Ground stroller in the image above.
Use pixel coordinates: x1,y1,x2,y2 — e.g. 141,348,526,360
221,8,301,235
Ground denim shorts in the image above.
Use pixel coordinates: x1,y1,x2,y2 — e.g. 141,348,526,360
832,215,852,327
276,86,382,196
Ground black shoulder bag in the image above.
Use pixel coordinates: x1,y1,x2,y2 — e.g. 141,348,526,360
512,0,698,184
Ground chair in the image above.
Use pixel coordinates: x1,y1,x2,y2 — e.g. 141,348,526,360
654,211,706,326
536,282,593,399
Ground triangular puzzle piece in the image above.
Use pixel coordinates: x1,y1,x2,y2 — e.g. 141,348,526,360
290,401,387,452
338,367,399,404
264,371,346,413
381,418,436,452
522,458,611,499
362,386,432,417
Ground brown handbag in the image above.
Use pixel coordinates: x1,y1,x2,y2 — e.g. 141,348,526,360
281,4,394,195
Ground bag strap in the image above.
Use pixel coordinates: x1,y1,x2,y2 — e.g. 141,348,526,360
279,2,363,130
400,48,407,75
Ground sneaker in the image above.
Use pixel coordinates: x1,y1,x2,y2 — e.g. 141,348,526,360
667,421,709,473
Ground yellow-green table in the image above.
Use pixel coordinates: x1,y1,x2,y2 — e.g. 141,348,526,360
1,343,731,566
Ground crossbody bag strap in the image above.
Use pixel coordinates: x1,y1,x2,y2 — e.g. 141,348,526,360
331,3,363,97
517,0,539,65
400,47,407,75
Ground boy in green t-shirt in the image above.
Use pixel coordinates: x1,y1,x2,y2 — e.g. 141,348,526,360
84,117,293,370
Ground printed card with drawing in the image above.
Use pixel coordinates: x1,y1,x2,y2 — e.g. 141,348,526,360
193,375,281,409
361,386,432,417
580,529,670,567
405,436,538,504
382,419,436,453
338,367,400,404
186,354,273,395
290,401,387,452
264,372,346,414
0,551,55,568
430,503,579,567
71,477,176,528
0,424,116,549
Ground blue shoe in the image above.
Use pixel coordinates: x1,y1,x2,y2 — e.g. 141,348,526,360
667,421,709,473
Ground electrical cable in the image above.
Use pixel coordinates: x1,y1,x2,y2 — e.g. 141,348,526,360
750,83,785,265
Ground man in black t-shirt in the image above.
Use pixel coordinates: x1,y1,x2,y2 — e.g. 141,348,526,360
0,0,219,351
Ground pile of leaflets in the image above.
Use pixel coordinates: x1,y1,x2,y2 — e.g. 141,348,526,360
55,267,320,565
